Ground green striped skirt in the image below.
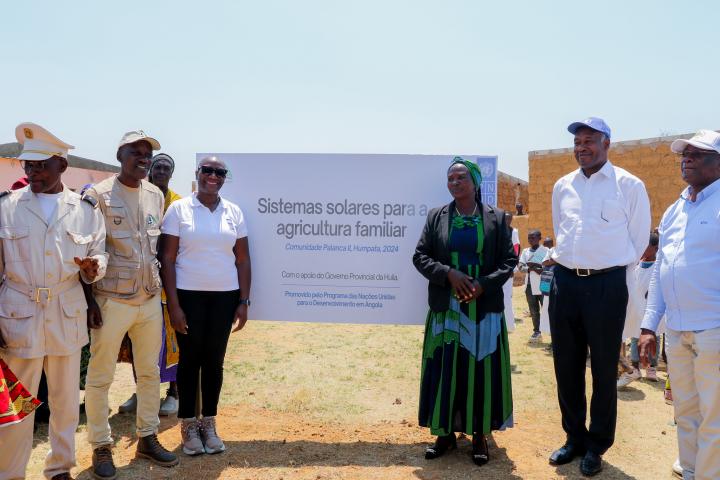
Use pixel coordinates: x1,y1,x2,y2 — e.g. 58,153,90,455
418,298,513,436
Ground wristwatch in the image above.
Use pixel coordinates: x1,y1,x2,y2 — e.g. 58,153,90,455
239,299,251,306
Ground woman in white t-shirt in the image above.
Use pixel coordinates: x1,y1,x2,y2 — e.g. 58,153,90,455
159,156,251,456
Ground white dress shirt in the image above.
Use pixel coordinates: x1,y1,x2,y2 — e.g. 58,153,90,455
641,178,720,333
551,160,651,269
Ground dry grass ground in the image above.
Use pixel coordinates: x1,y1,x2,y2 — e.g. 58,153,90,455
27,286,678,479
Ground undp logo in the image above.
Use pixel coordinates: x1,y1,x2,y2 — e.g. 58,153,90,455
477,159,495,179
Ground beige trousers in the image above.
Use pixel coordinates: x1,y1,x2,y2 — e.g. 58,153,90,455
0,352,81,480
667,326,720,480
85,296,162,448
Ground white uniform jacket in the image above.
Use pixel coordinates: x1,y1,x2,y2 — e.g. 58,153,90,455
0,187,107,358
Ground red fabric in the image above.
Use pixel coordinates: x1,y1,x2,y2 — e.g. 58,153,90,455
0,358,41,428
10,177,29,190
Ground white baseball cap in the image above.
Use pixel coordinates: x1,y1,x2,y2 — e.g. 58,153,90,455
118,130,161,151
670,129,720,155
15,122,74,161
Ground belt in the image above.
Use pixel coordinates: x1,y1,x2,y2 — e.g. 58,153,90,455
558,264,625,277
3,276,80,307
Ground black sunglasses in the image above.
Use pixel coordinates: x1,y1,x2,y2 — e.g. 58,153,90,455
198,166,228,178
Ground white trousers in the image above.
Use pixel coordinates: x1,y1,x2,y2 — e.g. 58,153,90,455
666,327,720,480
502,277,515,332
85,296,162,448
0,351,81,480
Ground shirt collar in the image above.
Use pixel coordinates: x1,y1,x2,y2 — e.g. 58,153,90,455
575,159,614,180
190,193,225,210
680,177,720,203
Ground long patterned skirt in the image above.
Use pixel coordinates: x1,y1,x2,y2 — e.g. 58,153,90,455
418,297,513,436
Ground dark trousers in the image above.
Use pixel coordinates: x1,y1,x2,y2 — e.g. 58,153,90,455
525,283,543,333
548,266,627,455
176,289,239,418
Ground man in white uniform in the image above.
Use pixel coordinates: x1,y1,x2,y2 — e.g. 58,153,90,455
0,123,107,480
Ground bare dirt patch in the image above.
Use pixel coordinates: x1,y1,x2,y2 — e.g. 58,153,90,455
27,287,677,479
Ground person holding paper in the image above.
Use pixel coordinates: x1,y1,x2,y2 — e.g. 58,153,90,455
413,157,517,466
519,230,548,343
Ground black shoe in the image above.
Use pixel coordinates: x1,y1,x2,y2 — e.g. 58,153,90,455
580,451,603,476
549,443,585,465
136,434,179,467
424,434,457,460
51,473,75,480
92,446,117,480
471,434,489,466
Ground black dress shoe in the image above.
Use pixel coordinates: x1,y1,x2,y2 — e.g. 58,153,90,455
424,434,457,459
471,434,489,466
580,451,603,476
549,443,585,465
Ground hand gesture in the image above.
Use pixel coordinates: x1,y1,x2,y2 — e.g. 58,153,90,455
638,329,657,367
448,269,476,303
168,304,188,335
87,300,103,329
232,304,248,333
74,256,100,281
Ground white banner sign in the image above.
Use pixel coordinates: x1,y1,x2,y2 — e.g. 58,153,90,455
200,153,498,324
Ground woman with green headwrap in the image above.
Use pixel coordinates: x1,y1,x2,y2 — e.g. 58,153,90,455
413,157,517,466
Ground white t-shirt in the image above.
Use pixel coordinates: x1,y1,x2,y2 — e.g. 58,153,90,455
36,192,62,222
161,194,248,291
519,245,549,294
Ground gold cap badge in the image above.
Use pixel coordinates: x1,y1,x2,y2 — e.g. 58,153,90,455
23,128,33,139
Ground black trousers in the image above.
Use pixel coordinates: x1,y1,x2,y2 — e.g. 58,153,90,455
176,289,239,419
525,283,543,333
548,266,627,455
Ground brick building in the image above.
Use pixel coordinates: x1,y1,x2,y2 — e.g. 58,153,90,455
497,172,529,215
524,132,699,250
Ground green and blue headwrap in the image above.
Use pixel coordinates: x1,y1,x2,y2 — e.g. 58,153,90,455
449,156,482,191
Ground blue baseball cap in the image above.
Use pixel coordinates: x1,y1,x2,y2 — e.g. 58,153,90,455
567,117,611,139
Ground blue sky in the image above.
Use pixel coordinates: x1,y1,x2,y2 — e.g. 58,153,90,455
1,0,717,195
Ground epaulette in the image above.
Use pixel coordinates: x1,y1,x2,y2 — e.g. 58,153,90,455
0,190,11,199
81,194,98,209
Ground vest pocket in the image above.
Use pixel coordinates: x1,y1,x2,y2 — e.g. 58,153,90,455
97,267,139,295
0,226,31,262
110,230,136,258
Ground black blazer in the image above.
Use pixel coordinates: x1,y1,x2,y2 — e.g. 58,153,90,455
413,201,518,313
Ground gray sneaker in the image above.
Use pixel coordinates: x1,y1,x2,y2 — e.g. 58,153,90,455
180,418,205,456
159,394,178,416
200,416,226,454
118,393,137,413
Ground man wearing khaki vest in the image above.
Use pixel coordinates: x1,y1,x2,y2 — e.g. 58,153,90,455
84,130,178,479
0,122,107,480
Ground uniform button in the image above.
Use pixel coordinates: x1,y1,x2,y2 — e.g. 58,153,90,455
45,250,52,256
10,312,15,317
47,273,52,278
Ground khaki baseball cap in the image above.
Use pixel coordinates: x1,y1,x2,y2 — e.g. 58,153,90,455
118,130,161,151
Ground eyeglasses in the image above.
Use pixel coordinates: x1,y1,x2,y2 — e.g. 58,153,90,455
20,160,48,172
198,166,228,178
678,150,719,161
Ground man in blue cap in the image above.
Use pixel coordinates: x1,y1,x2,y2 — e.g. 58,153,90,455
547,117,651,476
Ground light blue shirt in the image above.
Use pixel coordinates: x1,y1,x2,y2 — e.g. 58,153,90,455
641,177,720,332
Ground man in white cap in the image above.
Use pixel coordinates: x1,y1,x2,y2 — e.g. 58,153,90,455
84,131,178,479
548,117,650,476
0,122,108,480
639,130,720,480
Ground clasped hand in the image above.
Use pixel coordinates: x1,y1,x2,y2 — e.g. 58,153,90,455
448,269,483,303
